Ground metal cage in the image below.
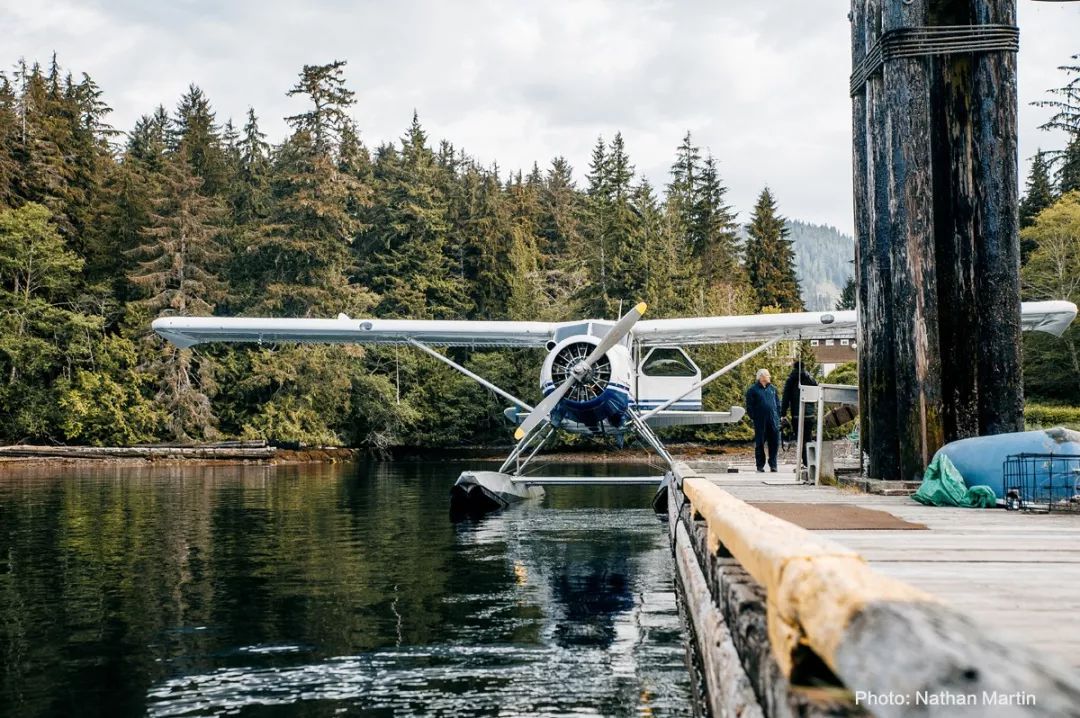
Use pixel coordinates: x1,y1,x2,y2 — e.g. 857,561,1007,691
1002,453,1080,513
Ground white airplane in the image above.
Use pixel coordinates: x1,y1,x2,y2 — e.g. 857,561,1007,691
153,299,1077,513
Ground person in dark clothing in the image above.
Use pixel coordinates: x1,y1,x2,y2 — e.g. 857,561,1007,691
745,368,782,472
781,361,818,465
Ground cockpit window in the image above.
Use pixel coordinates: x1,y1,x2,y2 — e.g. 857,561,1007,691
641,348,696,377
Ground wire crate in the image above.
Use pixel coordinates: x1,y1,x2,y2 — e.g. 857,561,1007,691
1002,453,1080,513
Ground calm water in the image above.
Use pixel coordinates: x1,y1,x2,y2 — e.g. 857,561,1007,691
0,461,693,717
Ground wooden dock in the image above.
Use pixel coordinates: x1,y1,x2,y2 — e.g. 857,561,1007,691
699,464,1080,667
669,461,1080,717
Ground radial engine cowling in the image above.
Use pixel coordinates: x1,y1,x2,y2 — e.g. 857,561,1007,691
538,335,634,431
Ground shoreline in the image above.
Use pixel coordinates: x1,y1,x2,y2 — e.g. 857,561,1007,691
0,442,756,470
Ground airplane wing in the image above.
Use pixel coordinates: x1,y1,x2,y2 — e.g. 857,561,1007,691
634,310,857,346
151,315,561,349
1020,300,1079,336
633,300,1077,347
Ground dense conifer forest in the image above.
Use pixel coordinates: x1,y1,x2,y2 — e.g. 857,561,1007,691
1,55,1077,449
0,57,813,449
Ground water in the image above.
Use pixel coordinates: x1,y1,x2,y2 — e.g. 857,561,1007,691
0,461,692,717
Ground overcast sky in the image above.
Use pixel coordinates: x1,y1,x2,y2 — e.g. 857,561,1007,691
2,0,1077,235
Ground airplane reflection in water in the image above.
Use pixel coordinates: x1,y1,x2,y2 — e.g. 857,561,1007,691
146,484,692,717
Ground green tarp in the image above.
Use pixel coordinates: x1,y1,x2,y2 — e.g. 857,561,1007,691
913,453,997,508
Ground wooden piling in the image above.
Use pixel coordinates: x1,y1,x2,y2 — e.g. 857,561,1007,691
859,0,904,480
883,0,945,481
851,0,1023,477
971,0,1024,436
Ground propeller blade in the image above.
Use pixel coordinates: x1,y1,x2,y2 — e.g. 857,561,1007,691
583,302,647,369
513,302,647,441
514,377,575,440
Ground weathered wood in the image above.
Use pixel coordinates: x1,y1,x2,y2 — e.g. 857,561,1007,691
673,520,766,718
837,601,1080,718
883,0,945,481
929,0,982,442
703,466,1080,669
862,0,903,480
851,0,873,470
854,0,1025,475
970,0,1024,436
670,472,861,718
682,466,1080,716
0,444,277,460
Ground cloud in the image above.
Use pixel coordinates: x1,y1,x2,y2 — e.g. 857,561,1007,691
1,0,1076,234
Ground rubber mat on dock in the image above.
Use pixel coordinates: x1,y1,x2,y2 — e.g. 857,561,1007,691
748,502,927,530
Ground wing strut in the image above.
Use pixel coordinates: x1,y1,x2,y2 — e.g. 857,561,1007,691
639,336,785,421
407,339,533,412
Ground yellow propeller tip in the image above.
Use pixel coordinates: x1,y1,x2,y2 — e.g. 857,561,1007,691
514,428,525,440
635,302,648,314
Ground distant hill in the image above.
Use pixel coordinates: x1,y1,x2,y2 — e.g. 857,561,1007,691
786,220,855,311
737,220,855,310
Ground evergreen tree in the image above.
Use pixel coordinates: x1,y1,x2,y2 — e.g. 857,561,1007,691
0,74,19,208
503,171,544,320
231,108,272,225
1034,53,1080,136
1060,133,1080,195
1021,150,1057,262
127,158,225,441
1021,150,1057,228
361,114,467,319
744,187,802,311
836,274,856,310
666,131,700,229
244,64,373,316
580,133,639,317
285,60,355,156
171,85,228,196
693,155,741,280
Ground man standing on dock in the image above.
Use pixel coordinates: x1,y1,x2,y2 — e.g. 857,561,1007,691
745,368,781,472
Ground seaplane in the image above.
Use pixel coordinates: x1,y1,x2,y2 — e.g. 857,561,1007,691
153,300,1078,513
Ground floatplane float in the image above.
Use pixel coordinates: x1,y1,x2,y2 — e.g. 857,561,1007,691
153,300,1077,514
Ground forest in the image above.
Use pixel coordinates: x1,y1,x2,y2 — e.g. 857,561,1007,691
0,55,1078,450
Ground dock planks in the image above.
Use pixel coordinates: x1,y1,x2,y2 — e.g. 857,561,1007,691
700,464,1080,669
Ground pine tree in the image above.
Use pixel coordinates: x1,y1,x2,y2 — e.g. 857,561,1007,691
836,274,856,310
1060,133,1080,195
285,60,355,156
361,114,467,319
0,74,22,209
1020,150,1057,263
744,187,802,311
244,64,373,316
1021,150,1057,228
580,133,639,317
1034,53,1080,136
666,131,700,228
693,155,741,280
171,85,228,196
232,108,271,224
127,158,225,441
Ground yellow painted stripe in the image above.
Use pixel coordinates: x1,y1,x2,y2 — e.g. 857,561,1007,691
682,478,934,677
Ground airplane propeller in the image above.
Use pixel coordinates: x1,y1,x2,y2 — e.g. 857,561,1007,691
514,302,647,441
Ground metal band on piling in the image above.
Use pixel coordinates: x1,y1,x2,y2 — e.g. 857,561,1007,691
849,24,1019,96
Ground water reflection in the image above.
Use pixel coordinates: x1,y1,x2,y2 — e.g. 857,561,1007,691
0,461,690,717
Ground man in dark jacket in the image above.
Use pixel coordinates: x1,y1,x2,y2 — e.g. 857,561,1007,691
781,361,818,465
745,368,781,472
